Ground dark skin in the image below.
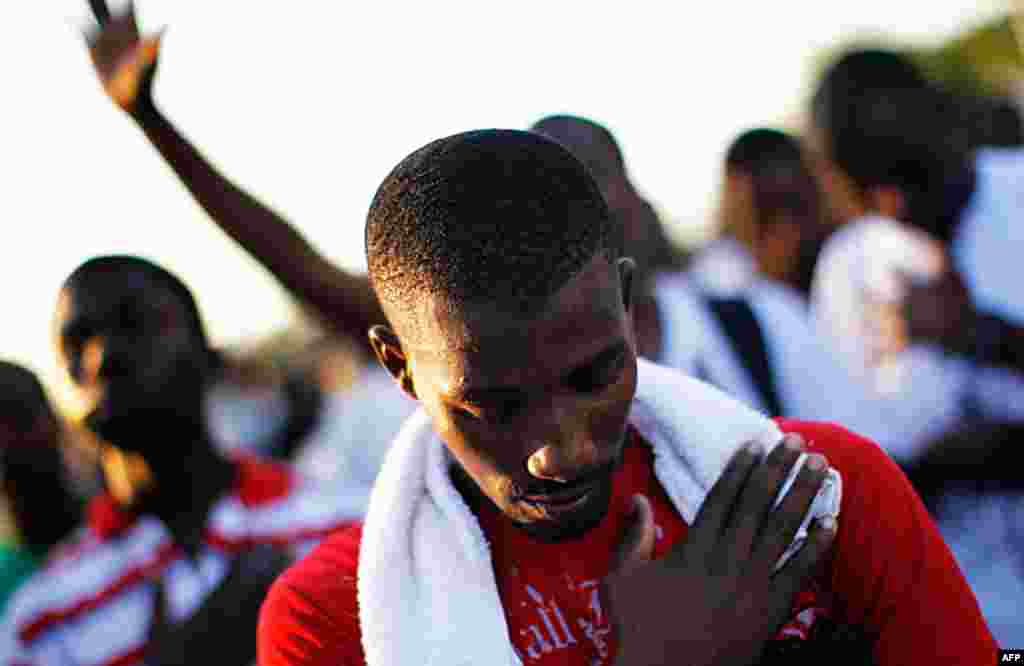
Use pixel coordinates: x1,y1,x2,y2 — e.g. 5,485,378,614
83,1,385,362
370,254,836,664
54,269,288,666
54,274,232,538
718,167,820,295
372,256,639,540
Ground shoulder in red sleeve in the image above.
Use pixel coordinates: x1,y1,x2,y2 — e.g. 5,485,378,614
775,419,998,666
258,524,365,666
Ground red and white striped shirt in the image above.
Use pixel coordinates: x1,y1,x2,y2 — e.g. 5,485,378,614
0,456,361,666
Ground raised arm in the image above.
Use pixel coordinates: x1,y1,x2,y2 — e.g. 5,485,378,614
83,1,385,355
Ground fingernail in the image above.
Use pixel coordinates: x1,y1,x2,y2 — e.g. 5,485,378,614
806,454,827,471
820,515,837,531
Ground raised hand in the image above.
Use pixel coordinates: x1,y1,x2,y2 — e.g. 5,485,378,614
603,434,837,666
83,0,162,113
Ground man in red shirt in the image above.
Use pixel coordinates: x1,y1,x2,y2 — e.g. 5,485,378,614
258,130,996,665
1,256,361,666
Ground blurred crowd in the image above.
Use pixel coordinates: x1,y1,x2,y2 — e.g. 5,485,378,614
1,2,1023,664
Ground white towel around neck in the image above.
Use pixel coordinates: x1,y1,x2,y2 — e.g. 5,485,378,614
357,359,841,666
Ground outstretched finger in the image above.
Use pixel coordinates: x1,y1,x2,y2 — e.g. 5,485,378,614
771,516,837,602
751,452,829,569
89,0,112,25
720,434,805,564
680,441,762,564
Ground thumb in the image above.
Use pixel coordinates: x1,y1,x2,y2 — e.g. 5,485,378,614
111,29,164,111
611,494,656,575
139,29,165,68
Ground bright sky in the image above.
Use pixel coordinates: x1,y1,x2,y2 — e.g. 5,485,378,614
1,0,1010,406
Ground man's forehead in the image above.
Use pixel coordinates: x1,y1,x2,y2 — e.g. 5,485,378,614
399,256,627,394
402,255,622,355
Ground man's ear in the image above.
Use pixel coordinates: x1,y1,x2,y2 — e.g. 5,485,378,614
368,325,417,399
617,257,637,311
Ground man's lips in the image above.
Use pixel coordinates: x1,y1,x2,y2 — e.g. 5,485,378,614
522,482,597,507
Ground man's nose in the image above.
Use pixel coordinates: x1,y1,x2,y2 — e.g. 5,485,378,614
525,405,599,483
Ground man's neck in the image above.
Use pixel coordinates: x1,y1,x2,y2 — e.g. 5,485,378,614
147,445,236,558
97,407,236,557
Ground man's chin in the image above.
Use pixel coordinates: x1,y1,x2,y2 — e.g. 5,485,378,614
513,486,613,543
85,399,176,446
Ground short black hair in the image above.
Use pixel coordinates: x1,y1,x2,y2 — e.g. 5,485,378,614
725,128,822,234
824,86,973,242
811,48,931,135
970,96,1024,148
725,128,803,173
0,360,81,558
365,129,617,325
529,115,626,188
0,360,56,433
63,255,214,357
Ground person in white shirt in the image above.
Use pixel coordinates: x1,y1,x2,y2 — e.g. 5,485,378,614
807,50,1024,460
807,47,1024,644
808,49,1024,371
659,129,870,423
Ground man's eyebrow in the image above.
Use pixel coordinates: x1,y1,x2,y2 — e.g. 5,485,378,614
449,339,629,404
451,385,527,406
563,339,628,380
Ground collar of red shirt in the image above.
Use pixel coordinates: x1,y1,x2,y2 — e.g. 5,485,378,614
87,455,293,541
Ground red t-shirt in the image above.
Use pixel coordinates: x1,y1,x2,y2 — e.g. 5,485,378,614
257,420,997,665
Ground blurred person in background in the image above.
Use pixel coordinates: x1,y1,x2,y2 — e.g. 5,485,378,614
83,1,411,487
713,129,831,300
808,46,1024,646
901,420,1024,646
529,114,688,361
808,50,1024,463
0,362,83,615
0,256,362,665
653,129,882,431
809,48,1024,373
689,129,830,300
